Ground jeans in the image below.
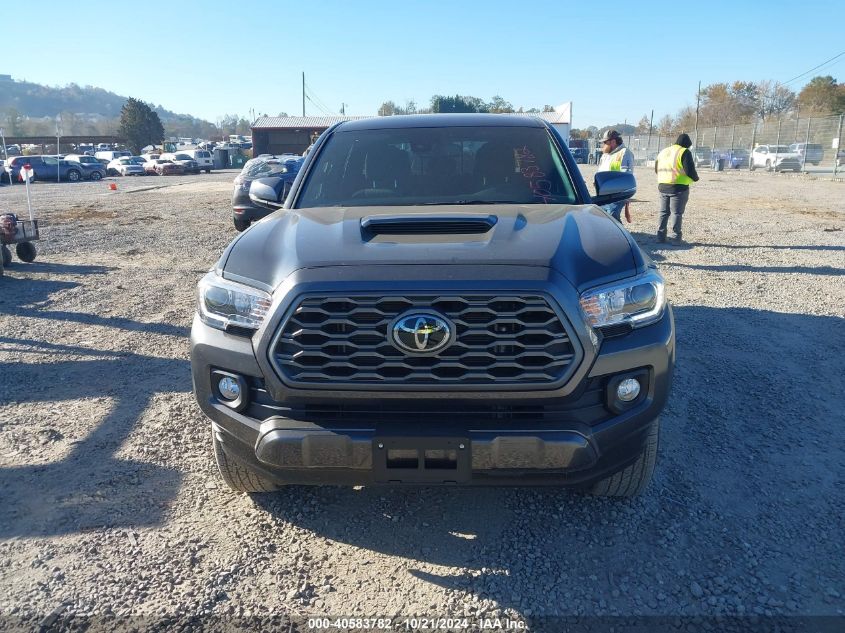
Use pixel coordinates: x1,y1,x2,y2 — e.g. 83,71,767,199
657,188,690,239
602,201,625,222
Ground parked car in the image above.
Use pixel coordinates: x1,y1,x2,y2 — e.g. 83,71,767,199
193,113,674,496
95,150,132,163
63,154,107,180
712,148,749,169
750,145,802,172
3,155,86,182
146,159,184,176
788,143,824,166
231,155,303,231
178,149,213,173
140,153,161,164
160,152,200,174
108,157,145,176
2,144,21,157
692,146,712,167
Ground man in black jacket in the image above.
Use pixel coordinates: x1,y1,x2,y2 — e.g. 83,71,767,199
654,133,699,243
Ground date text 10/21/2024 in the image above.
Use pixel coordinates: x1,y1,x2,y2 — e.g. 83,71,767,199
306,617,528,631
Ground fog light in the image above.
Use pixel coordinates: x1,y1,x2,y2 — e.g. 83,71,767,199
616,378,641,402
218,376,241,401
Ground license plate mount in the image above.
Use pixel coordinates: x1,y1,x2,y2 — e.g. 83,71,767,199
373,436,471,484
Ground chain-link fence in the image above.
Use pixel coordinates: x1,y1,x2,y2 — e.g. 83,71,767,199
587,114,845,175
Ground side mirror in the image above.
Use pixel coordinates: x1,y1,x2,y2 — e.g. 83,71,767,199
592,171,636,206
248,177,285,210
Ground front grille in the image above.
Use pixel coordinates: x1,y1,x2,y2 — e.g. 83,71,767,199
271,294,577,387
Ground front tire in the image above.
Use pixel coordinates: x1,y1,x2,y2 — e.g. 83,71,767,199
90,171,102,181
16,241,37,263
67,169,81,182
234,217,250,232
590,419,659,497
212,430,278,493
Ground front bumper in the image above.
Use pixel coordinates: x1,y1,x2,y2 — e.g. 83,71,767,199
191,270,675,486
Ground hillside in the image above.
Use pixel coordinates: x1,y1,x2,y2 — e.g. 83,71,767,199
0,76,217,137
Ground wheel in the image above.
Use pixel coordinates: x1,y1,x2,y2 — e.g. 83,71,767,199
205,169,211,174
750,162,756,171
212,430,278,493
15,241,37,263
234,217,250,231
590,419,659,497
1,244,11,266
67,169,81,182
90,171,102,181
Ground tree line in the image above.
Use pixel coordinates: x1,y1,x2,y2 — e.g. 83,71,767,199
571,76,845,140
377,95,557,116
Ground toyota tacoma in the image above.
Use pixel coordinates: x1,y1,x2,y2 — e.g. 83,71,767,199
191,114,674,496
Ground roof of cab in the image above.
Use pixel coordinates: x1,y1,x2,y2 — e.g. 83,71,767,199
336,113,548,131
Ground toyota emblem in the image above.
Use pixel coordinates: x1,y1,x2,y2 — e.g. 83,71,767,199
391,312,453,355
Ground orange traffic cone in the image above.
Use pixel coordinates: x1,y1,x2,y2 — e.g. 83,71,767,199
109,182,117,191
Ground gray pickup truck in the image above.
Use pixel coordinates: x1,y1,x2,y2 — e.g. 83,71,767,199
191,114,675,497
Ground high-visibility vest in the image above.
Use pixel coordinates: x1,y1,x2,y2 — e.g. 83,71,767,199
657,145,693,185
609,147,628,171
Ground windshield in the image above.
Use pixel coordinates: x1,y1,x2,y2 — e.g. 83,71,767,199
245,157,303,179
296,126,577,208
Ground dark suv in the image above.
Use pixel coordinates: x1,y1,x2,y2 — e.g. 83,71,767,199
230,155,303,231
192,114,675,496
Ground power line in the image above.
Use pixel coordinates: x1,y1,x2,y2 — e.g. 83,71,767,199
304,82,339,116
305,94,331,116
781,50,845,86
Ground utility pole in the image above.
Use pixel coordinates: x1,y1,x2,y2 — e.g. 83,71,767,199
56,115,62,183
341,102,347,116
694,80,701,148
647,109,654,153
302,72,305,117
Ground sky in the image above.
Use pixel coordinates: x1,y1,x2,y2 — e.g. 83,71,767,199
4,0,844,129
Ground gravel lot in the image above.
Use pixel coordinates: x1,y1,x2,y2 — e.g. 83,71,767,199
0,167,843,632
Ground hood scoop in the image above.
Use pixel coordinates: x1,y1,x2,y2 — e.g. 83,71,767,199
361,214,497,238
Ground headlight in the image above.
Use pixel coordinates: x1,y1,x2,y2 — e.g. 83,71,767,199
197,272,271,331
579,270,666,329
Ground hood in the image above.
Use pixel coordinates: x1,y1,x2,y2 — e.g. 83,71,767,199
221,204,637,292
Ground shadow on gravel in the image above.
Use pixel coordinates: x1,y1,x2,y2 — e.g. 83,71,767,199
5,261,116,275
0,276,189,338
248,306,844,617
0,340,190,538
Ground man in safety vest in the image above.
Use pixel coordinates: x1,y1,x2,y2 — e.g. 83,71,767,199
655,133,699,243
596,129,634,222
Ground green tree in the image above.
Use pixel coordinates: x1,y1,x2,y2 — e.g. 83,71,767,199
797,76,844,115
487,95,514,113
118,98,164,154
378,101,397,116
430,95,488,113
3,108,24,136
636,115,651,134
